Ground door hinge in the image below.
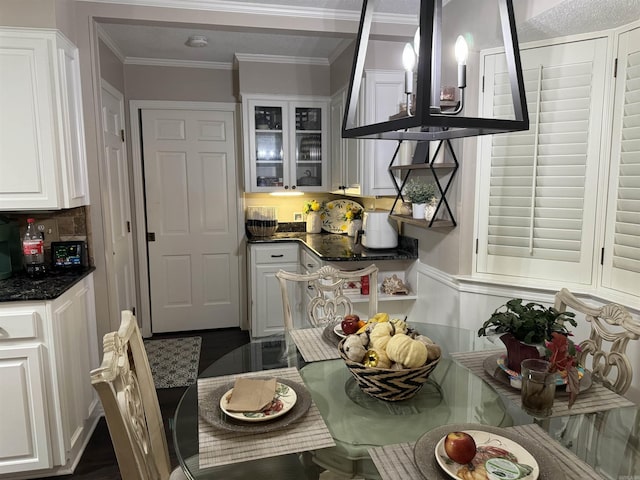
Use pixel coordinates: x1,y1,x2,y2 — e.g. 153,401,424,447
475,238,479,254
613,58,618,78
601,247,605,265
481,76,485,93
120,129,125,142
126,221,131,233
147,232,156,242
131,306,136,316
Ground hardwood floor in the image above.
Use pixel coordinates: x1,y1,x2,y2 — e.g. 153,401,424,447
44,328,249,480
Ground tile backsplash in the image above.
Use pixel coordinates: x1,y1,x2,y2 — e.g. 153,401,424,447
1,206,92,266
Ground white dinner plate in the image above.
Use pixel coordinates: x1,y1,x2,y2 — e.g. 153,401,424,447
219,382,297,422
435,430,539,480
321,199,363,233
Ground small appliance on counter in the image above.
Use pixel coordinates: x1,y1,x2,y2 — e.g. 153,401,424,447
51,241,87,270
246,206,278,237
361,210,398,249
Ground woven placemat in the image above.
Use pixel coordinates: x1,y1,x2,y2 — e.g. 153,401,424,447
369,424,605,480
451,349,634,417
198,367,335,468
290,327,341,362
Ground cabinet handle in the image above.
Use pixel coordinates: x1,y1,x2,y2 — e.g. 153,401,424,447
292,185,296,189
307,263,314,268
284,185,289,189
271,254,284,258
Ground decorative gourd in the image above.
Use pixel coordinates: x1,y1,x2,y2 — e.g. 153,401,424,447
369,321,395,351
390,317,408,334
415,335,441,361
386,333,428,368
363,348,391,369
343,335,367,363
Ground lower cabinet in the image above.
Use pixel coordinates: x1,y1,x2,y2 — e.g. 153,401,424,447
248,242,418,338
0,274,99,478
248,244,299,338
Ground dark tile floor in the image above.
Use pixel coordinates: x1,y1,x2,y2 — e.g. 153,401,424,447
44,328,250,480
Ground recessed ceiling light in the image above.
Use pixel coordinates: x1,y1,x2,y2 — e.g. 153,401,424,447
186,35,208,47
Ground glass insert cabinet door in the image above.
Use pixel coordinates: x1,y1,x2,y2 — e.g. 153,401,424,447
294,105,323,188
252,103,286,189
244,97,328,192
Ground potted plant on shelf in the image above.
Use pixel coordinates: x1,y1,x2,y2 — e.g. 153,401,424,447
403,178,437,219
478,298,577,373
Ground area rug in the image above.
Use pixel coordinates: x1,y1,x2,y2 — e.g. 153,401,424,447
144,336,202,389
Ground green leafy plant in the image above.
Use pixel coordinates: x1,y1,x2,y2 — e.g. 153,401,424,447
478,299,577,345
403,178,437,204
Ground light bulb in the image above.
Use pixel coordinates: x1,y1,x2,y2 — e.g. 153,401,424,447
413,27,420,58
455,35,468,66
402,43,416,72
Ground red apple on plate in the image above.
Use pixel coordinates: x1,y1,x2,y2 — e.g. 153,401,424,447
341,314,360,335
444,431,477,464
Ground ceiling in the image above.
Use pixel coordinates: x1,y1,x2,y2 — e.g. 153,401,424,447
94,0,640,66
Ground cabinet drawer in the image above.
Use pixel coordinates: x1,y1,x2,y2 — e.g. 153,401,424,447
254,246,298,264
0,311,39,340
300,248,321,272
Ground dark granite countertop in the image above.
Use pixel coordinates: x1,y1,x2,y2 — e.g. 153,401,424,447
0,267,95,302
247,226,418,262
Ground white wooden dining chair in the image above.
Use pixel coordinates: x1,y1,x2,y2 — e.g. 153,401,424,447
91,311,312,480
551,289,640,474
90,310,186,480
276,264,379,330
553,288,640,395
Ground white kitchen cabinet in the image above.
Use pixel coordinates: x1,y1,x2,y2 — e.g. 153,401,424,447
330,72,404,197
248,244,300,338
0,306,50,475
242,95,329,193
0,274,99,478
330,87,361,195
0,28,88,210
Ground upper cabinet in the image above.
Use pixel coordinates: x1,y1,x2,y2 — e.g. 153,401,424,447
242,95,329,193
329,71,405,197
0,28,89,210
330,87,360,194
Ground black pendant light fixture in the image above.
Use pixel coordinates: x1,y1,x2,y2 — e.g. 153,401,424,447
342,0,529,141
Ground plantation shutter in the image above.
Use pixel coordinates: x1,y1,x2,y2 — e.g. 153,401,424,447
602,27,640,296
477,38,608,283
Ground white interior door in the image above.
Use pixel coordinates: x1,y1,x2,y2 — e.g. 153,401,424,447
141,108,240,333
100,81,136,326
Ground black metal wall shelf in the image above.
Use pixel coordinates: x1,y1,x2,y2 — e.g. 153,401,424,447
389,139,459,228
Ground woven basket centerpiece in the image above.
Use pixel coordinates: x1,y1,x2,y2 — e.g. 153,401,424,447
337,318,441,402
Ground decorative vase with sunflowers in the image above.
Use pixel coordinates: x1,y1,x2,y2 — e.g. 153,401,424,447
303,200,323,233
344,205,363,237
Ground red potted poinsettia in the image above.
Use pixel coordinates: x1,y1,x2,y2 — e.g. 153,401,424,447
545,332,581,407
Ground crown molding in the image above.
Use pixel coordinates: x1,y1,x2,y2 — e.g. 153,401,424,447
124,57,234,69
234,53,329,66
327,38,353,65
83,0,414,25
95,23,126,63
83,0,357,20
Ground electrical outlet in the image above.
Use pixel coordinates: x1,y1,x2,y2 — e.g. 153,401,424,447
293,212,303,222
36,219,59,243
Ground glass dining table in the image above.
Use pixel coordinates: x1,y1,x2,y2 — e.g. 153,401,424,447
172,324,640,479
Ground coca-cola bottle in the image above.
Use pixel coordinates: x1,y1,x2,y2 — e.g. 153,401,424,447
23,218,45,277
